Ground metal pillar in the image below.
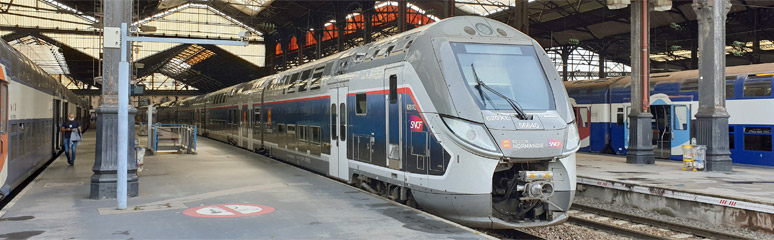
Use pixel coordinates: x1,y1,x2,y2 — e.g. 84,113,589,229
363,11,372,44
513,0,529,34
599,53,607,79
92,0,138,199
443,0,454,18
627,0,655,164
560,46,571,81
693,0,733,171
398,0,407,32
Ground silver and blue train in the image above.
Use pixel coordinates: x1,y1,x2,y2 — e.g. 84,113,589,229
0,39,91,199
157,16,579,228
565,63,774,166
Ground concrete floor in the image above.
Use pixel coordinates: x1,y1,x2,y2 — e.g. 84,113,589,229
0,130,491,239
576,153,774,204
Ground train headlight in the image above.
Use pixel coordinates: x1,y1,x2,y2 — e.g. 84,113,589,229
563,122,580,155
442,116,498,152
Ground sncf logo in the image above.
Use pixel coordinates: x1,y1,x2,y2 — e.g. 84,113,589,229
409,115,424,131
548,138,563,148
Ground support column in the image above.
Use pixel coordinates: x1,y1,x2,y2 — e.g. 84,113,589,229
627,0,655,164
443,0,454,18
398,0,407,33
513,0,530,34
599,53,606,79
363,11,373,44
752,8,761,64
693,0,732,171
297,31,305,64
264,35,275,72
560,46,572,81
92,0,138,199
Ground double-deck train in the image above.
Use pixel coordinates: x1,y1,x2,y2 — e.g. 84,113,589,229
565,63,774,166
157,16,579,228
0,39,91,200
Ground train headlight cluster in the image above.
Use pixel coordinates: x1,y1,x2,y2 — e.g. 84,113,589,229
563,122,580,155
442,116,498,152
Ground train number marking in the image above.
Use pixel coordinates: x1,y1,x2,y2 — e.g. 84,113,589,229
485,115,510,121
518,122,541,129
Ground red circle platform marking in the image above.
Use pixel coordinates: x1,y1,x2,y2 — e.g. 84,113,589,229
183,204,275,218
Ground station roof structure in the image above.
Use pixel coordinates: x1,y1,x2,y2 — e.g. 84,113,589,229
1,0,774,94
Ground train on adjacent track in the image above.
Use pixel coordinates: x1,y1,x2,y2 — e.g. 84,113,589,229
0,39,91,200
565,63,774,166
156,16,579,228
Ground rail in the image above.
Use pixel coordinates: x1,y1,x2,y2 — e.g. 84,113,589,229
149,124,197,155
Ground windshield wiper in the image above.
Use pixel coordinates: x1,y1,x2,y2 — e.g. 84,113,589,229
470,64,530,120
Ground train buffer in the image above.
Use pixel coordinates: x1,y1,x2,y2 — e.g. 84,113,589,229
149,124,197,155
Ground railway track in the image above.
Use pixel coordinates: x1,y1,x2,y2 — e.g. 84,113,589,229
570,203,753,240
484,229,544,240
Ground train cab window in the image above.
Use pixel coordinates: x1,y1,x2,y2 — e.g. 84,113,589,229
726,76,736,98
744,127,772,151
355,93,367,115
674,105,688,130
616,108,624,126
743,75,772,97
578,107,589,128
680,78,699,92
389,75,397,104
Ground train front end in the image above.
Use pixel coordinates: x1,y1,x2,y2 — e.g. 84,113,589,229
408,17,578,228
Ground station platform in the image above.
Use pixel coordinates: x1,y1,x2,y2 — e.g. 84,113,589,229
0,130,492,239
575,153,774,233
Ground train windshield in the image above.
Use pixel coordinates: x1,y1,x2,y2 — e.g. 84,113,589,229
451,43,555,110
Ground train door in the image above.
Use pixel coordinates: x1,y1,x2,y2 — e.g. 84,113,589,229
573,106,591,149
242,104,249,148
329,86,348,180
53,99,61,153
650,104,672,158
623,104,631,151
0,76,8,187
671,104,690,159
200,108,206,136
385,67,402,170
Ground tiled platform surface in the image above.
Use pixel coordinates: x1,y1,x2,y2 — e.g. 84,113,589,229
0,130,492,239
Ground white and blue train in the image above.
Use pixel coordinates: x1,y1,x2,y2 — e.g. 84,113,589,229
0,39,91,200
158,16,579,228
565,63,774,166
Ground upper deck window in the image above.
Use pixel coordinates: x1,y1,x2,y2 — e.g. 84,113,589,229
743,75,772,97
450,43,555,110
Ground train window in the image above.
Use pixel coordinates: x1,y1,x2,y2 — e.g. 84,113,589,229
298,125,306,141
253,107,261,128
744,127,772,151
356,93,367,115
385,46,394,57
674,106,688,130
743,77,772,97
729,127,735,150
616,108,624,126
278,124,285,134
310,66,325,90
389,75,397,104
287,73,300,93
726,79,735,98
680,78,699,92
330,104,337,140
578,108,589,128
340,103,346,141
311,126,321,143
287,124,296,134
298,69,312,92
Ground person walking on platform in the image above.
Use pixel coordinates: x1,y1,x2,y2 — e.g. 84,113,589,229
61,113,82,166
